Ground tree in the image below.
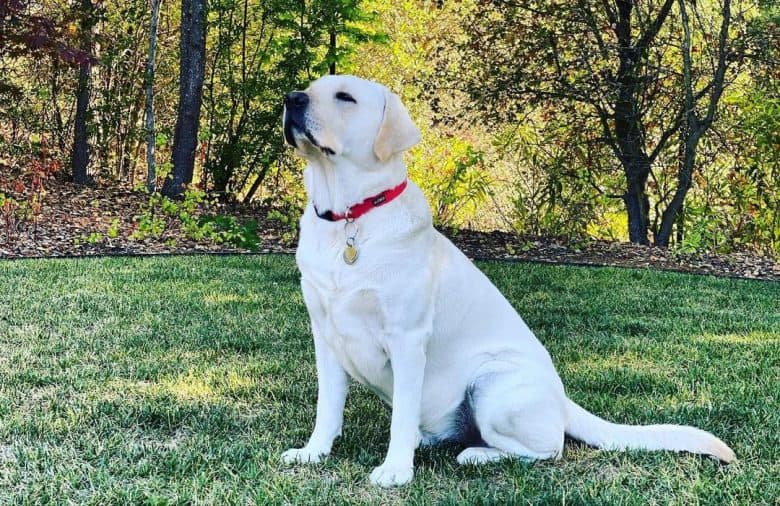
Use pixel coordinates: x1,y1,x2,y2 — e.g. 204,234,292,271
461,0,747,246
162,0,208,198
0,0,93,78
92,1,151,182
145,0,162,192
655,0,734,246
71,0,97,186
202,0,383,201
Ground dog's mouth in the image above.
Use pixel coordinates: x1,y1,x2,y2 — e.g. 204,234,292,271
284,117,335,156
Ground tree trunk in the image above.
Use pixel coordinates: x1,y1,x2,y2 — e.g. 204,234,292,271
162,0,208,198
145,0,162,193
613,0,651,244
71,0,94,186
243,168,268,204
329,29,336,75
675,202,684,244
624,167,651,244
656,134,701,247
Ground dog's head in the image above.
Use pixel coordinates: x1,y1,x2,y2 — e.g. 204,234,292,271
283,75,421,166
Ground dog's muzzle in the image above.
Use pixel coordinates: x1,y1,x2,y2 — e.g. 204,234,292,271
283,92,309,148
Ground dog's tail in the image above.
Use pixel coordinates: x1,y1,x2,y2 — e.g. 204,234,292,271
564,398,736,463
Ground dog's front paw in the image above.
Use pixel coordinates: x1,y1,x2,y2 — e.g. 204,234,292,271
369,462,414,487
280,447,327,465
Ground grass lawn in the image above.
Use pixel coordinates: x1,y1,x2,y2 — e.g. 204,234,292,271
0,255,778,505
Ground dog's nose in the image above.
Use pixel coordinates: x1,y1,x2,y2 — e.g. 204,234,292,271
285,91,309,109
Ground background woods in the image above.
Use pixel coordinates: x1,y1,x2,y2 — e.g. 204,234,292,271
0,0,778,256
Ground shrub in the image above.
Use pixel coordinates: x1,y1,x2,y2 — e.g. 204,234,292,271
0,156,60,243
130,188,260,251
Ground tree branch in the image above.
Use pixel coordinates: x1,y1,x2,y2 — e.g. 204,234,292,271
636,0,675,51
648,110,684,164
679,0,696,126
600,0,617,27
704,0,731,127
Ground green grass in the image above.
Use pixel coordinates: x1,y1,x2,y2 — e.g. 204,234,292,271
0,255,778,505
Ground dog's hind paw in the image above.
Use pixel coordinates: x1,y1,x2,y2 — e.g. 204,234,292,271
456,447,508,465
280,447,327,465
369,463,413,487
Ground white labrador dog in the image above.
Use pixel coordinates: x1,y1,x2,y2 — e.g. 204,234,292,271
280,75,735,487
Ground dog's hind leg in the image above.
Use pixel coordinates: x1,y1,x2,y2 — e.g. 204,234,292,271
456,368,566,465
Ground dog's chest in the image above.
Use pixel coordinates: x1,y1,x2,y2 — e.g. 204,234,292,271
298,236,395,399
312,278,394,399
296,208,425,401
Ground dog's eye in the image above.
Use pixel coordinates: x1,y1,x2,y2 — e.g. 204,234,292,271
335,92,357,103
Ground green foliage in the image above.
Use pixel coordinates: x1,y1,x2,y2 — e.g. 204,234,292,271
420,143,491,228
85,231,104,244
492,119,609,241
457,0,778,252
267,198,304,246
106,218,121,239
198,215,260,251
130,190,260,251
204,0,385,201
737,90,780,245
73,231,105,247
132,193,167,240
260,165,307,245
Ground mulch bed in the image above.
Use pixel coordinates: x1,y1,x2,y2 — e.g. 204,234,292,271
450,230,780,281
1,180,778,282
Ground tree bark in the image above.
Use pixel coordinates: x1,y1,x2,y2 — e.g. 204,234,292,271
71,0,95,186
242,164,270,204
623,165,651,244
656,134,702,246
145,0,162,193
329,29,336,75
162,0,208,198
675,202,684,244
613,0,651,244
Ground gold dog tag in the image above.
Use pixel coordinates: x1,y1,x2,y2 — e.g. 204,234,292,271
343,245,359,265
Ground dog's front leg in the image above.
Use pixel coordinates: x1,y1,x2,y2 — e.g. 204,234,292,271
281,333,348,465
369,330,427,487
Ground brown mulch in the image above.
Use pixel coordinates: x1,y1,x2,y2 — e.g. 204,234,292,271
0,181,294,258
1,180,778,282
446,229,780,281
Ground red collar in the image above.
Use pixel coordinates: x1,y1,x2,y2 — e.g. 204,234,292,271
315,179,408,221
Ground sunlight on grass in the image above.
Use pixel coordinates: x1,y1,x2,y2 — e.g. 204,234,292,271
160,369,256,401
564,350,675,377
104,368,258,403
0,444,14,465
698,332,780,345
203,293,248,305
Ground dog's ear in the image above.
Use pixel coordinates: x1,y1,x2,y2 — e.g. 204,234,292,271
373,90,421,163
